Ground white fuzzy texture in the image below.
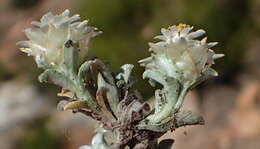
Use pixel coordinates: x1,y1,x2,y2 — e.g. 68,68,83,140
139,24,224,84
17,9,101,67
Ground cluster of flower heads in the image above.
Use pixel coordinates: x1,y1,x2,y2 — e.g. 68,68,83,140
139,24,224,85
16,10,225,149
17,9,101,67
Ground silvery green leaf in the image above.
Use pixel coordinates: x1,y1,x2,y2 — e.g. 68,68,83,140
90,130,117,149
97,73,119,115
138,115,175,132
142,69,166,85
115,64,134,84
78,60,96,84
35,55,48,69
77,20,89,28
202,67,218,77
142,76,180,124
40,12,53,23
180,25,193,35
154,89,166,113
161,28,171,37
61,9,70,17
31,21,42,27
190,67,218,89
38,69,76,91
207,42,218,48
154,35,167,40
148,79,156,87
138,57,153,67
175,111,204,128
187,29,205,39
69,14,81,22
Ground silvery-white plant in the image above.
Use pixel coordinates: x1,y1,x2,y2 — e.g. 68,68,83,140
138,24,224,126
17,10,223,149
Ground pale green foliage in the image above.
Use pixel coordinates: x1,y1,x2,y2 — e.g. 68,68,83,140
17,10,223,149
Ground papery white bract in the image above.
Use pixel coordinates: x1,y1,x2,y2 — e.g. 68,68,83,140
139,24,224,85
17,9,101,67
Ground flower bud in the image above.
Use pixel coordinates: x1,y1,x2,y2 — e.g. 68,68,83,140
139,24,224,85
17,9,101,67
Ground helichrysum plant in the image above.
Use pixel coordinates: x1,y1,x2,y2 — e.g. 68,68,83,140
17,10,224,149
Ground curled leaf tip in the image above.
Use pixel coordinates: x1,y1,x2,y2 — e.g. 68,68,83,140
63,100,89,110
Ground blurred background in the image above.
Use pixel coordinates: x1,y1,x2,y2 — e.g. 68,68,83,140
0,0,260,148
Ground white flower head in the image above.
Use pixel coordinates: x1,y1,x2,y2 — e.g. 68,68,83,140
139,24,224,85
17,9,101,67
